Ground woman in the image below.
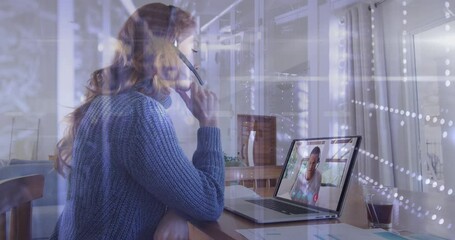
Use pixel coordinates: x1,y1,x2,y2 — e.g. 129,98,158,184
51,3,224,239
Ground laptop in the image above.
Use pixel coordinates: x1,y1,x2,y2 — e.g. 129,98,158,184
224,136,362,223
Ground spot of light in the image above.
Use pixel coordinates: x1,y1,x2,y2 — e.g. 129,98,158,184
97,43,104,52
448,189,453,195
432,182,438,188
432,214,437,220
446,81,451,87
400,121,405,126
425,179,431,185
443,132,448,138
440,185,445,191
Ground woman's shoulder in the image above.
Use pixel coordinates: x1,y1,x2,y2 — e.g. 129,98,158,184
119,91,169,119
102,91,162,108
88,91,163,118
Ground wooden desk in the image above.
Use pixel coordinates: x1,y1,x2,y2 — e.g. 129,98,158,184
189,179,455,239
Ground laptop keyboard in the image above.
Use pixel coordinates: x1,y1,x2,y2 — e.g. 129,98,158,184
246,199,317,215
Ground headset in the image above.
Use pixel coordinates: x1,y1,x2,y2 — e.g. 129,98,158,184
169,5,205,86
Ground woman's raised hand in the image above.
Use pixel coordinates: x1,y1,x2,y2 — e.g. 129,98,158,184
177,82,218,127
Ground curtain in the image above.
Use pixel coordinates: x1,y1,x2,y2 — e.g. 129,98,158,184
342,3,396,187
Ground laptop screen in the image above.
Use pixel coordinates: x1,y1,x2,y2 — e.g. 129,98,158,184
275,136,361,212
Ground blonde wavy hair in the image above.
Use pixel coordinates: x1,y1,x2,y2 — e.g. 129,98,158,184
55,3,195,176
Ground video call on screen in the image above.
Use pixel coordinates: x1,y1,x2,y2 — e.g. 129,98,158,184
276,137,358,211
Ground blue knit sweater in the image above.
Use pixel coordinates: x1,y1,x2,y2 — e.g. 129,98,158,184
51,91,224,239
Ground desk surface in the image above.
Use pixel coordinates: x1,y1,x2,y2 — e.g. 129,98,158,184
190,180,455,239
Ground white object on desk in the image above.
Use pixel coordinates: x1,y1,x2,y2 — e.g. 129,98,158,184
247,131,255,166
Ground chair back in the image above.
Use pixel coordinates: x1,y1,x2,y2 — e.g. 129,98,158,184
0,174,44,240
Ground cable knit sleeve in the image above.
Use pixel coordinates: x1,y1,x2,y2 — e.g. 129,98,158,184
125,97,224,221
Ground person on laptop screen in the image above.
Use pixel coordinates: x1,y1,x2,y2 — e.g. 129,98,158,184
290,146,322,205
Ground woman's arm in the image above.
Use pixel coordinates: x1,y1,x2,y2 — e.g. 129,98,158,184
154,209,189,240
125,98,224,221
